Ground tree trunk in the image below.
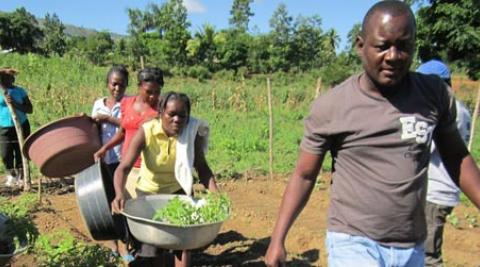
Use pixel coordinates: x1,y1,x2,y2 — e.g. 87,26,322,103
2,89,30,191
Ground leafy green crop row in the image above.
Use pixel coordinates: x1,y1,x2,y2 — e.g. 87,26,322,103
0,194,117,266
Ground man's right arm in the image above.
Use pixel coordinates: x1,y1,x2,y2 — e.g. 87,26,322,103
265,149,325,266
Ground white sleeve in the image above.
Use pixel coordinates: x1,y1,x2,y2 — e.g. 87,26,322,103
91,99,102,117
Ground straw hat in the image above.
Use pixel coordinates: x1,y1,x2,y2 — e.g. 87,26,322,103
0,68,18,76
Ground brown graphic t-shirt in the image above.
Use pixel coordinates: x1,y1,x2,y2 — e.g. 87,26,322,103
301,72,457,247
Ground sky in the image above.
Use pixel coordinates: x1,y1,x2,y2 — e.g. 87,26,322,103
0,0,380,51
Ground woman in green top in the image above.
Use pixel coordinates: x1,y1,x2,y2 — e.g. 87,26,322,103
111,91,218,267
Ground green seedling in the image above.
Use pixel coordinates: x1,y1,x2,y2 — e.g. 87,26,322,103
447,212,459,229
464,213,478,228
153,192,231,226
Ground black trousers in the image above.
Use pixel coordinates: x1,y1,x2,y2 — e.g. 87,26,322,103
425,201,454,267
0,120,30,174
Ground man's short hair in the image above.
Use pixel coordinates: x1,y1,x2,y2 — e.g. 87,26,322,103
361,0,416,37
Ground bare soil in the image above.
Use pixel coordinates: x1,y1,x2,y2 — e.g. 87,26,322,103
3,174,480,267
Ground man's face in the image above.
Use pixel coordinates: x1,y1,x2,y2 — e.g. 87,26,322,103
356,11,416,89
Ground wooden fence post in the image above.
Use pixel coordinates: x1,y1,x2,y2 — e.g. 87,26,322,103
211,81,216,110
469,83,480,151
267,78,273,180
1,89,31,191
140,56,145,69
315,77,322,98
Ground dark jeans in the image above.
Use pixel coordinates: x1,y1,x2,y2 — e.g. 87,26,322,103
0,120,30,175
425,201,454,267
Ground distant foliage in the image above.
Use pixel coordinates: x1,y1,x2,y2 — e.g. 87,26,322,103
229,0,254,32
416,0,480,80
0,7,43,53
40,13,67,56
0,2,358,76
1,2,479,79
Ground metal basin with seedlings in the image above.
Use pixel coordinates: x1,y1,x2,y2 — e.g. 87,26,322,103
122,194,225,250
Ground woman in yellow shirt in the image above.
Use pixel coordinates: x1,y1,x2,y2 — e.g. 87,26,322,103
111,91,218,267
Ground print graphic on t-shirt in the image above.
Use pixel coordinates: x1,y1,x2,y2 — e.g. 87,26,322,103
399,116,434,144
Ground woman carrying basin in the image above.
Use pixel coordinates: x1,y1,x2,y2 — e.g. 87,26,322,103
111,91,219,267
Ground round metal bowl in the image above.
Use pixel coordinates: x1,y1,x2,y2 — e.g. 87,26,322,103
74,162,125,241
122,194,225,250
23,115,101,177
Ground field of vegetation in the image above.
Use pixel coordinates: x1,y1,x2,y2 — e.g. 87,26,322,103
0,53,331,176
0,53,479,266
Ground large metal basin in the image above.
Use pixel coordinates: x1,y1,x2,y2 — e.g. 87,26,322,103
74,162,125,240
122,194,225,250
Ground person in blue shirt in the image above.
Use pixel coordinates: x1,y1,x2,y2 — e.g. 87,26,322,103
0,68,33,187
417,56,471,267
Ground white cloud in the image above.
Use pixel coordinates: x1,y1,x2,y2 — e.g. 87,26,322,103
183,0,207,14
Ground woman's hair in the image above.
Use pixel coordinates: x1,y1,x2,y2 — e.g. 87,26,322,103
159,91,191,121
0,73,14,86
106,65,129,86
137,67,164,87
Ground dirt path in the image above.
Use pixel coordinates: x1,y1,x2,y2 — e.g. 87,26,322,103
7,175,480,266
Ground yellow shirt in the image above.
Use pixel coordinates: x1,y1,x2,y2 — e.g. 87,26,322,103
136,119,182,194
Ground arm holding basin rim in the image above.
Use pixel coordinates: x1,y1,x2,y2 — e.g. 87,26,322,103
111,126,145,213
111,128,220,213
93,127,125,161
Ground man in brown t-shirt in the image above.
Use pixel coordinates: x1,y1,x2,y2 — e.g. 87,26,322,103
265,1,480,267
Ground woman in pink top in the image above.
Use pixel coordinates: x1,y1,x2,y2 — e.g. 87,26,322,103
94,67,163,199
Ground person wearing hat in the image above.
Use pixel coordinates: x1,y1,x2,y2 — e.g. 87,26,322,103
416,59,472,267
0,68,33,187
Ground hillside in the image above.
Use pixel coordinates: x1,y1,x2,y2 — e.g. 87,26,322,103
38,18,125,40
0,10,125,40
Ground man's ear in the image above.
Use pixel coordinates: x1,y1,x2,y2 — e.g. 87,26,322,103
355,35,364,57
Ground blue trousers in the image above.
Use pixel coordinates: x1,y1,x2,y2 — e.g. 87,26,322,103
326,231,424,267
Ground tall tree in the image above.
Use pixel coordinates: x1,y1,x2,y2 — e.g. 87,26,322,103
157,0,191,66
321,28,339,63
291,15,324,70
127,8,154,36
187,24,217,70
345,23,362,65
0,13,10,50
0,8,43,53
41,13,67,56
268,3,293,71
214,30,249,71
127,0,191,67
229,0,254,32
70,32,114,65
415,0,480,79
